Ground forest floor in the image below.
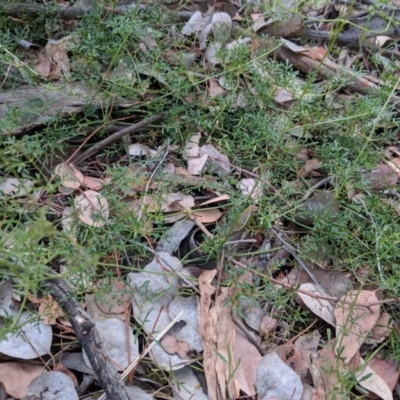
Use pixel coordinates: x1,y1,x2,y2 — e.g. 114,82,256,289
1,1,400,399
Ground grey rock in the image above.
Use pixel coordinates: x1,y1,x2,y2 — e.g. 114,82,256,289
256,352,303,400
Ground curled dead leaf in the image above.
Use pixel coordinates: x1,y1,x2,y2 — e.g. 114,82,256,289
75,190,109,227
54,163,83,190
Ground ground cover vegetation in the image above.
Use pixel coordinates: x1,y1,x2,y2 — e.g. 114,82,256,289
1,0,400,399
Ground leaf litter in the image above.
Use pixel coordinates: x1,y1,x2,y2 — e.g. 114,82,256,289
1,1,400,399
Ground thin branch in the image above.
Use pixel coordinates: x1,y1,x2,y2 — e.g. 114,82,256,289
72,114,164,165
46,277,130,400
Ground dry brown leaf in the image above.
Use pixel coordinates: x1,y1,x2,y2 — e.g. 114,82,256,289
128,143,151,157
0,362,43,399
82,176,107,190
0,177,33,197
368,356,400,391
191,208,222,223
274,88,295,106
300,158,322,178
312,339,347,400
367,312,392,344
35,56,51,78
199,144,231,177
260,314,278,333
295,331,321,354
208,79,226,98
53,163,83,190
161,334,191,359
38,295,64,325
187,154,208,175
361,164,398,190
234,327,261,395
94,278,131,315
298,283,336,326
184,133,202,159
306,47,327,61
275,343,310,378
42,34,79,79
355,358,393,400
75,190,109,227
198,194,230,207
334,290,380,361
161,192,195,212
198,270,238,400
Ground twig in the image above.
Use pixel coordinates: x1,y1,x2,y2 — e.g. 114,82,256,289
0,3,194,20
46,277,130,400
137,141,170,222
300,176,334,202
72,114,163,165
272,228,329,296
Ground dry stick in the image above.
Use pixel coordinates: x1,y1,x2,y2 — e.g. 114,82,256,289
72,114,164,165
272,228,329,297
46,277,130,400
272,43,400,111
0,3,194,20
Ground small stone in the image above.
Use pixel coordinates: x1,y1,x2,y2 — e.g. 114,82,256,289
256,352,303,400
294,191,339,226
361,164,398,190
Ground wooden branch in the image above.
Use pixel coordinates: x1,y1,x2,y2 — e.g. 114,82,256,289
46,277,130,400
72,113,164,164
271,43,400,112
0,3,90,20
0,3,193,21
0,83,138,135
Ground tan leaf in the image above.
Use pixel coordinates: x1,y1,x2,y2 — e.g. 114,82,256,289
260,314,278,333
198,194,230,206
375,36,392,47
208,79,226,98
184,132,202,159
43,34,79,79
82,176,107,190
367,312,392,344
334,290,380,361
274,88,295,106
192,208,222,223
128,143,151,157
300,158,322,178
0,362,43,398
187,154,208,175
54,163,83,190
275,343,310,378
95,278,131,315
38,295,64,325
0,177,34,197
75,190,109,227
306,47,327,61
369,356,400,391
234,327,261,395
355,358,393,400
198,270,238,400
298,283,336,326
161,334,191,359
312,339,347,400
35,56,51,78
